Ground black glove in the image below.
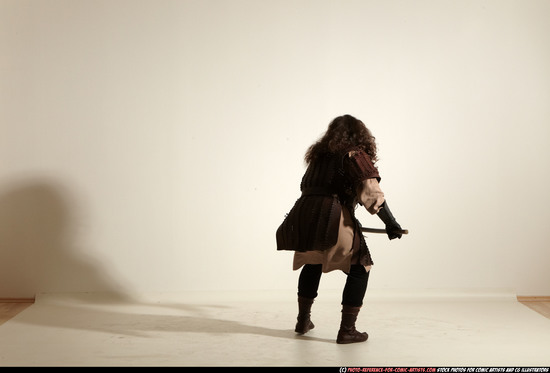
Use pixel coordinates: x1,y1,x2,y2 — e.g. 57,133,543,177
377,201,402,240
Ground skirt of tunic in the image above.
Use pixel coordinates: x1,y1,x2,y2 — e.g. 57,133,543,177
292,205,364,273
291,178,384,274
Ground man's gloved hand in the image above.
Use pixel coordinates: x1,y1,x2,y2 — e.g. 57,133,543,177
377,201,402,240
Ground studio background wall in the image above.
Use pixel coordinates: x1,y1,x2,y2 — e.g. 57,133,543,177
1,0,549,298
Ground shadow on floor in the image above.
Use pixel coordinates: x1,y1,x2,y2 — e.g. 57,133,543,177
12,296,335,344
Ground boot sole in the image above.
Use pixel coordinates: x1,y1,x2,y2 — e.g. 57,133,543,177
336,338,368,344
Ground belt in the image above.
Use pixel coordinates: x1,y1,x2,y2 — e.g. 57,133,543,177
301,186,337,196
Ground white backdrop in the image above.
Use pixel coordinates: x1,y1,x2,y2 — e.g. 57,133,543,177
1,0,549,298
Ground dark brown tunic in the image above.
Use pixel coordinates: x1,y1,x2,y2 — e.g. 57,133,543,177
276,148,385,273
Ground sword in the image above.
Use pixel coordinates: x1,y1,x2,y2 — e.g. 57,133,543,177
361,227,409,235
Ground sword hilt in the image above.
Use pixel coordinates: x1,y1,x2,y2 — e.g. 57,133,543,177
361,227,409,235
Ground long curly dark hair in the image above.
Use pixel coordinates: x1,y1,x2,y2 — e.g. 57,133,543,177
305,114,378,164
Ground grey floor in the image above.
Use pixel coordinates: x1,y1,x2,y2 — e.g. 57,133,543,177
0,290,549,367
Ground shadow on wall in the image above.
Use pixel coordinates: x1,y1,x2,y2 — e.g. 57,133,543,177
0,179,130,300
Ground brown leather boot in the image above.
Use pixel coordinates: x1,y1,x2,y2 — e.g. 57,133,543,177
336,305,368,344
295,296,315,334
